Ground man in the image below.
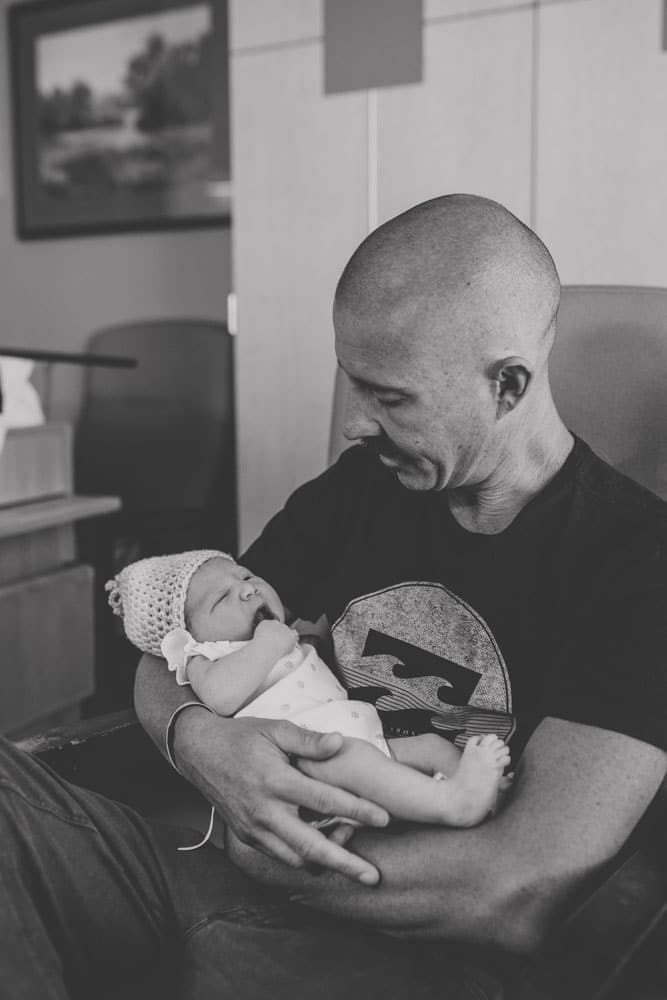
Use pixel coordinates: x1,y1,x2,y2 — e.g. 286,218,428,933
137,192,666,963
2,195,665,999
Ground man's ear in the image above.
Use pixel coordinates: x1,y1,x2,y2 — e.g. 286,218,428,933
489,356,532,417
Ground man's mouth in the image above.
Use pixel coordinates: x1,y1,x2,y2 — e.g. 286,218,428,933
363,437,406,466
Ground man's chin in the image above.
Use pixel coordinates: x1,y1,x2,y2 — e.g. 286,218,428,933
375,450,437,489
393,464,440,491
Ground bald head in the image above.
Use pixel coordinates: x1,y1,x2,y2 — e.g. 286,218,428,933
335,194,560,365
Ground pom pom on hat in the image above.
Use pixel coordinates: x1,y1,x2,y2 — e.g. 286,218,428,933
105,550,231,656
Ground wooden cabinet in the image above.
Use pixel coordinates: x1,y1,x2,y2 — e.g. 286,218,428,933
0,424,119,736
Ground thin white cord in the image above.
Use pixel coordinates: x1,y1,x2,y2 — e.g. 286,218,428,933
177,805,216,852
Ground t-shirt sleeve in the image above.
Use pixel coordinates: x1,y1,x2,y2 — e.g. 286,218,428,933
240,446,366,621
548,518,667,753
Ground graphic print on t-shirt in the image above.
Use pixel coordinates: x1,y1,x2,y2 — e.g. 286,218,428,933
331,583,515,747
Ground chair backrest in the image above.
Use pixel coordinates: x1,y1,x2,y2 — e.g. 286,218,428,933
76,319,236,516
329,285,667,499
549,286,667,497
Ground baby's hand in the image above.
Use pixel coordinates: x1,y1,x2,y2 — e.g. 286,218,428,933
254,619,299,658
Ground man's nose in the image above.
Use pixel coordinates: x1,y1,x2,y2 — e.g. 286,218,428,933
239,581,258,601
342,385,381,442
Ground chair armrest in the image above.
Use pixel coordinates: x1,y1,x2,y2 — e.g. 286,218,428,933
16,708,139,757
15,709,191,813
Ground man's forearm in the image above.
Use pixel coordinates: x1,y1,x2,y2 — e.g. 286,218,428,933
134,652,200,758
228,719,667,952
227,822,506,943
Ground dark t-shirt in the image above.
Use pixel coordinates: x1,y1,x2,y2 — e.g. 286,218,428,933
243,438,666,757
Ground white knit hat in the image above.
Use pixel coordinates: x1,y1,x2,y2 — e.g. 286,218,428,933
106,550,232,656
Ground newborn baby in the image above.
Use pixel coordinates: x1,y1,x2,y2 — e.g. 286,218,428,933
107,550,510,828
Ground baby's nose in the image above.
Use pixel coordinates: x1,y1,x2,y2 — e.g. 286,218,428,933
239,581,258,601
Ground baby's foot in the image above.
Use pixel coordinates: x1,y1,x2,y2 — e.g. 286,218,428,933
490,771,515,817
435,734,510,828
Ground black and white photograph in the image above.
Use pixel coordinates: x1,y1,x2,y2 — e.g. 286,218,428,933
9,0,230,237
0,1,664,998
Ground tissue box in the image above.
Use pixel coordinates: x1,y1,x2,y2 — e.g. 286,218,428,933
0,424,72,507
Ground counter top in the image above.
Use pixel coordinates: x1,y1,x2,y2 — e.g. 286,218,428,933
0,495,120,540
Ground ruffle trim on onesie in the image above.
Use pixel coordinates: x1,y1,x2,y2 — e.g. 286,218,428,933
160,628,244,686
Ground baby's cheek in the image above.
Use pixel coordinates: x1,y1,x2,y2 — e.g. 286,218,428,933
191,608,225,643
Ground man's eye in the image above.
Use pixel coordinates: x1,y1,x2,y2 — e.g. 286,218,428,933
376,395,404,409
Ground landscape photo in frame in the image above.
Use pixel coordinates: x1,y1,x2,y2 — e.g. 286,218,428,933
9,0,230,238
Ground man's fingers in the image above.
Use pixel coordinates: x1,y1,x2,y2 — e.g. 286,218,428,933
272,721,344,760
251,831,305,869
326,823,358,848
227,827,305,871
281,769,389,828
278,814,380,885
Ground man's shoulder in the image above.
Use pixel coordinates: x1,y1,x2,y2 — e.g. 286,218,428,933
571,438,666,527
564,439,666,580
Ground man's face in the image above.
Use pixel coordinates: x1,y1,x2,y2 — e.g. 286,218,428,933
334,297,497,492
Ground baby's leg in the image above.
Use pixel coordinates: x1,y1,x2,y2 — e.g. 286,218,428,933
388,733,463,777
297,734,510,827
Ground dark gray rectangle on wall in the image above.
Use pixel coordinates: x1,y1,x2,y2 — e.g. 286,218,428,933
324,0,423,95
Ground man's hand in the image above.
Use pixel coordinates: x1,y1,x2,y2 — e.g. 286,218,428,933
173,709,389,883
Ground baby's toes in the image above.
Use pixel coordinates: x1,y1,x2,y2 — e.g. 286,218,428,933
479,734,506,757
490,744,511,769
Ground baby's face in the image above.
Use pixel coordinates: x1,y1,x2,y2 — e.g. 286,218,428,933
185,557,285,642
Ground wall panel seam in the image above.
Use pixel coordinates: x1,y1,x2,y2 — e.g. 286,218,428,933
529,0,540,230
367,90,378,233
425,0,589,28
232,36,322,57
231,0,589,58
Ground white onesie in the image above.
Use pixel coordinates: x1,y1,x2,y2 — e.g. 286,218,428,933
161,628,391,757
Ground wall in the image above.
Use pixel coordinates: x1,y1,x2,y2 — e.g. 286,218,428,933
232,0,667,550
0,0,231,425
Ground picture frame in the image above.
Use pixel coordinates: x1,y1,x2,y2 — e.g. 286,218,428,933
8,0,230,239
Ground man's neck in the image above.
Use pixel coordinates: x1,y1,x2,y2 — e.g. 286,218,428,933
448,413,574,535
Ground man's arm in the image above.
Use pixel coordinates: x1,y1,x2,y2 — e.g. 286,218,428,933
226,718,667,954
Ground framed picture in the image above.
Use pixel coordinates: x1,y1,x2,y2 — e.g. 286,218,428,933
8,0,230,239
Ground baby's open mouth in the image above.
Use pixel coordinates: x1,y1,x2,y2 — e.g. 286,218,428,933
252,606,276,628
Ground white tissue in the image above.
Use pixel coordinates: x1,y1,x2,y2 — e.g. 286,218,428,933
0,357,46,453
0,358,45,428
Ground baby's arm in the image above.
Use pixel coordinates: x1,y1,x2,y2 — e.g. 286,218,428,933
187,620,298,716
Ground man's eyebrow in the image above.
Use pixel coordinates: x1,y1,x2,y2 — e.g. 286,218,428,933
336,361,410,394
